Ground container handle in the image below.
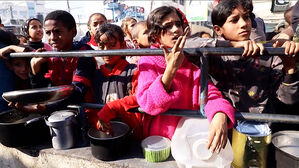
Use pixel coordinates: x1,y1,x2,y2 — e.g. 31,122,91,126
24,116,45,126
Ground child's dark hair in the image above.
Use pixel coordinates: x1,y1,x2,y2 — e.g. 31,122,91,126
45,10,76,30
94,24,125,43
21,18,41,38
87,13,107,26
0,29,20,45
146,6,184,44
212,0,252,27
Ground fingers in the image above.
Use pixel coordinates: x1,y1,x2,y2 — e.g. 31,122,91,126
179,34,187,50
173,36,183,51
207,129,215,151
282,41,299,56
36,48,46,52
242,41,249,57
295,43,299,55
272,41,279,48
257,43,264,55
282,41,291,55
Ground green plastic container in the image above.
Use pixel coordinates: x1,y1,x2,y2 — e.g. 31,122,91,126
141,136,171,162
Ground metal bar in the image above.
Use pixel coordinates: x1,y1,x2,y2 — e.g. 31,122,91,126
10,47,288,58
199,53,208,117
71,103,299,124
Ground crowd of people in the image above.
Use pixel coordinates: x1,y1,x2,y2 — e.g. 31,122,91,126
0,0,298,167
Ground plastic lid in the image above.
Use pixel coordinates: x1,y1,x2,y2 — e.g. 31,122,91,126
192,139,213,160
235,120,271,137
48,110,75,123
141,136,171,151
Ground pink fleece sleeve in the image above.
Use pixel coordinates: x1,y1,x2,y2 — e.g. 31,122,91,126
204,81,235,128
136,57,182,115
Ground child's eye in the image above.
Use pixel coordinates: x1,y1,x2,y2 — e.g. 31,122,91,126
45,31,51,35
230,18,239,23
243,14,250,21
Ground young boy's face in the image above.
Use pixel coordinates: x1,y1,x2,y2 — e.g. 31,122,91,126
98,33,124,67
9,58,29,80
44,20,76,51
88,15,107,36
214,5,251,41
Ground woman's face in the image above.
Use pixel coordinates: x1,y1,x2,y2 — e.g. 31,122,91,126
10,58,29,80
28,20,43,42
158,12,183,48
215,5,252,41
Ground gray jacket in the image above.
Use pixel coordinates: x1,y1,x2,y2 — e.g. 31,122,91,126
185,37,299,114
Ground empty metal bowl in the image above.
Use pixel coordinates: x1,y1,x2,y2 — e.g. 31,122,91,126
2,85,74,105
272,131,299,168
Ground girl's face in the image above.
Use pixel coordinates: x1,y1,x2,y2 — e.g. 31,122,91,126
98,33,124,67
88,15,107,36
10,58,30,80
28,20,43,42
214,5,251,41
158,12,183,48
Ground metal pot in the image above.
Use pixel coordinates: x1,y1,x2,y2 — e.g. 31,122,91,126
272,131,299,168
88,121,131,161
45,110,78,150
0,109,50,147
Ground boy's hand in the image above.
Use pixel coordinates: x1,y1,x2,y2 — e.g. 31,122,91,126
97,119,113,135
207,112,228,153
273,41,299,74
230,40,264,57
31,57,48,75
8,102,46,114
0,45,27,59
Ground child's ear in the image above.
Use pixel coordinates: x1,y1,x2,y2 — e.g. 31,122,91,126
213,25,223,37
71,27,77,38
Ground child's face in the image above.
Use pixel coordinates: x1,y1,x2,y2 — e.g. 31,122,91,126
98,33,123,66
44,20,76,51
88,15,107,36
28,20,43,42
214,5,251,41
158,12,183,48
126,20,137,36
201,33,211,39
10,58,29,80
136,25,149,48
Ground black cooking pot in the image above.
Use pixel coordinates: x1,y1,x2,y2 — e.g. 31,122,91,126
0,109,50,147
88,121,131,161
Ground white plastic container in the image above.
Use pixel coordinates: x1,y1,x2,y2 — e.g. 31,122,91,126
171,117,234,168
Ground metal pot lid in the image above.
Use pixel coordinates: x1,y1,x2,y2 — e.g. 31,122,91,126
48,110,75,123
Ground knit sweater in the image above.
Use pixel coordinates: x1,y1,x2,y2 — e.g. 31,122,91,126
136,49,235,140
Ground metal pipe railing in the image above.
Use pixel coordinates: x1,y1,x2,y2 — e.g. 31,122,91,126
70,103,299,124
14,47,298,124
10,47,288,58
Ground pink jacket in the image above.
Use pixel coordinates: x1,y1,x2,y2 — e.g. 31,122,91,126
137,53,235,140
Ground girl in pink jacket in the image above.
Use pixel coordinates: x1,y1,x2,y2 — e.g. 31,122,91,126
136,6,235,153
